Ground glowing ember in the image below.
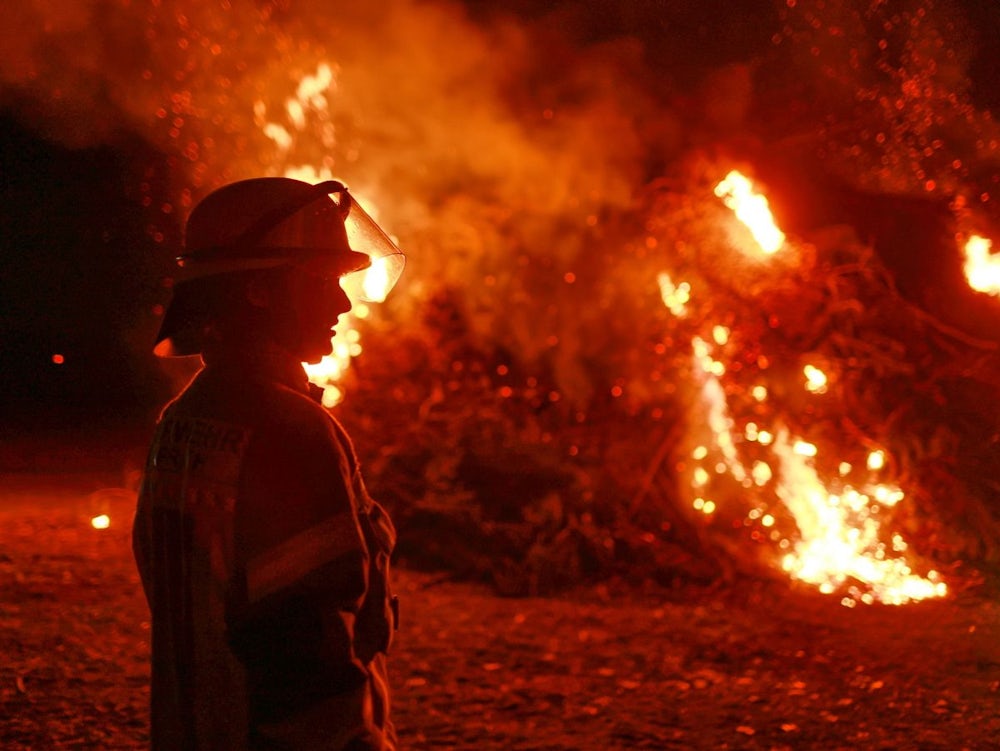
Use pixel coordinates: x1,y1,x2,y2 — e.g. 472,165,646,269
91,514,111,530
714,170,786,254
963,235,1000,296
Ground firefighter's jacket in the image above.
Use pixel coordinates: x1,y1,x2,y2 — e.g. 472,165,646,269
133,343,396,750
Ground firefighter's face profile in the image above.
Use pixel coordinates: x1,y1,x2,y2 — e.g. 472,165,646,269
257,261,354,363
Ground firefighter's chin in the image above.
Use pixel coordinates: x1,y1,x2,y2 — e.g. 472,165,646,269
294,330,336,364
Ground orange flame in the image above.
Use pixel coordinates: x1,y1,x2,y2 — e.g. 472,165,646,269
714,170,786,254
963,235,1000,296
771,429,946,606
676,172,947,606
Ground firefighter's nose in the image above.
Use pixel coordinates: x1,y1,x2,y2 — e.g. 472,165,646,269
334,280,352,315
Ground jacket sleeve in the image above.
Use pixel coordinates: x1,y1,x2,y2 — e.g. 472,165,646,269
132,416,167,608
225,405,376,729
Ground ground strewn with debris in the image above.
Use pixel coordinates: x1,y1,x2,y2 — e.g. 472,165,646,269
1,473,998,750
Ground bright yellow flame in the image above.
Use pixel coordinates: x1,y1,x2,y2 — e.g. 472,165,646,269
91,514,110,530
963,235,1000,295
772,428,946,605
691,337,747,484
295,62,334,104
681,325,941,607
674,310,945,604
657,273,690,316
714,170,786,254
263,123,293,151
803,364,828,394
873,485,904,507
693,498,716,515
752,460,773,486
793,440,818,457
363,255,394,302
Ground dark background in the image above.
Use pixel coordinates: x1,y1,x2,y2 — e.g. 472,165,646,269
1,117,174,431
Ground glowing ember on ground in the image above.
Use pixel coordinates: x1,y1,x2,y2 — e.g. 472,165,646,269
713,170,786,254
91,514,111,530
963,235,1000,296
675,171,948,606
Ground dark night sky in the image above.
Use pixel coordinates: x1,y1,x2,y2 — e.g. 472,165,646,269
1,114,176,429
2,0,999,433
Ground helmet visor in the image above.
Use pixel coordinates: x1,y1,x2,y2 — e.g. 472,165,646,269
340,195,406,302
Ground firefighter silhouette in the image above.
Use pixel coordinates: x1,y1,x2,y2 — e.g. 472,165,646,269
134,178,403,750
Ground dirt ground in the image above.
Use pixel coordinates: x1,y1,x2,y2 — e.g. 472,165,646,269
1,471,999,750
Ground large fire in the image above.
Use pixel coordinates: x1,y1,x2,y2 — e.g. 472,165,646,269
19,0,980,599
676,170,947,606
263,58,952,605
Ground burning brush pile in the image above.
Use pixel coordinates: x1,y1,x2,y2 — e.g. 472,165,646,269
346,160,1000,605
6,0,1000,603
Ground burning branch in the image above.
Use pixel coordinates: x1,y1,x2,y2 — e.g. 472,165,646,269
662,169,949,606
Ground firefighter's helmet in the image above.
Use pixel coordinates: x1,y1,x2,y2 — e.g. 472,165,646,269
154,177,405,357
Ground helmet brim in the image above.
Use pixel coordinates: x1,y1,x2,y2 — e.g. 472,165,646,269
152,277,217,358
155,178,406,357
